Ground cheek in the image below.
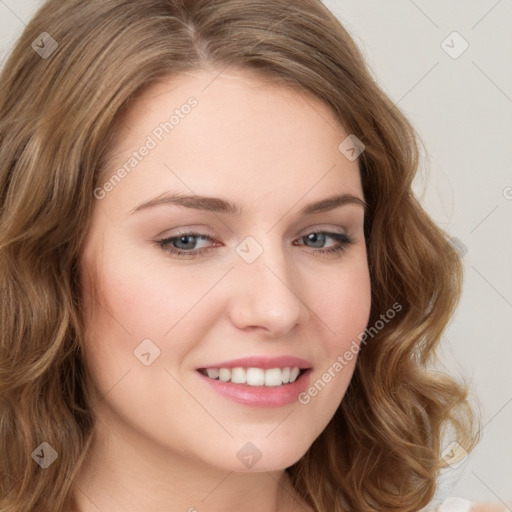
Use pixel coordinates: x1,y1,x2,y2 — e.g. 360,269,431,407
293,262,370,432
89,251,210,335
79,247,223,382
310,257,372,351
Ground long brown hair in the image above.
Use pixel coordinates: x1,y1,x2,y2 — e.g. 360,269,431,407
0,1,480,511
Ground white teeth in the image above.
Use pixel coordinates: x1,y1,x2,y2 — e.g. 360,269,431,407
231,367,246,384
246,368,265,386
264,368,283,387
200,366,303,386
219,368,231,382
206,368,219,379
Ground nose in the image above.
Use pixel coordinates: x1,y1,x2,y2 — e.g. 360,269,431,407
227,238,311,337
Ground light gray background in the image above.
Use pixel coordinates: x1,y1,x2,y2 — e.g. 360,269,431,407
1,0,510,507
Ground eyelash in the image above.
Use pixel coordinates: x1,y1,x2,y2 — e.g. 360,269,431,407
156,230,354,260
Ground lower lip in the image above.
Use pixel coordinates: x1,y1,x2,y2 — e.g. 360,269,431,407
196,369,312,408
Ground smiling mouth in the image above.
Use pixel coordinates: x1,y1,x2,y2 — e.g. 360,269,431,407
197,367,309,387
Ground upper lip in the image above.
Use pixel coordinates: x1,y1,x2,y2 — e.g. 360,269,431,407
197,356,312,370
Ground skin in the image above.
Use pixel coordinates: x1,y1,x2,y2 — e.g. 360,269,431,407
472,506,509,512
74,67,372,512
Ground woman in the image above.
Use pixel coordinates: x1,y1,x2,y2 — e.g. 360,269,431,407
0,0,495,511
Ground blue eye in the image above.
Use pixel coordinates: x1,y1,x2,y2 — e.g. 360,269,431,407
296,231,354,257
157,230,354,260
157,232,214,259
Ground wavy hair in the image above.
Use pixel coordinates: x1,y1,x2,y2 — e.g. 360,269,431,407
0,0,481,511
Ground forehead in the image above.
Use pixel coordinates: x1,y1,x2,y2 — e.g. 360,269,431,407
101,68,363,215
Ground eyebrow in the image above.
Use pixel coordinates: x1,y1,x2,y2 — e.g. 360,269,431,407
129,191,367,216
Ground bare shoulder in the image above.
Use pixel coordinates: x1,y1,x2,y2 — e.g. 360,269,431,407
432,498,509,512
472,504,508,512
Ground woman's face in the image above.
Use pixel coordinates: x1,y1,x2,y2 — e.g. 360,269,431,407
80,68,371,473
